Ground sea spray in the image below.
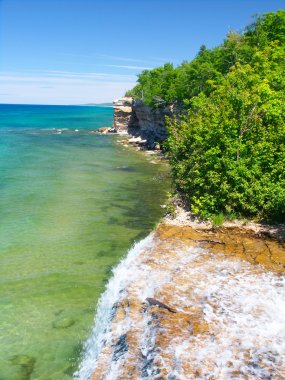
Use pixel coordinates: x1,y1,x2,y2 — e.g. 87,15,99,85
74,234,156,380
75,227,285,379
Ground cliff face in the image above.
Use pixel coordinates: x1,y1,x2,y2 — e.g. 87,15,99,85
113,97,135,133
113,97,180,147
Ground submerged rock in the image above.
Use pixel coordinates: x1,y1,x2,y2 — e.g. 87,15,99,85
10,355,36,380
96,126,117,134
52,316,76,329
96,126,112,134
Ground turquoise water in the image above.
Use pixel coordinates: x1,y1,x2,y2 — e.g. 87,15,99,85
0,105,169,379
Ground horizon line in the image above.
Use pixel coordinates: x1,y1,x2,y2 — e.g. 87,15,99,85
0,102,115,107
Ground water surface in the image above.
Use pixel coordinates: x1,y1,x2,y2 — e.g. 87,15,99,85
0,104,169,379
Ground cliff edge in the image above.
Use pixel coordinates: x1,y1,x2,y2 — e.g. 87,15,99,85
113,97,180,148
76,221,285,380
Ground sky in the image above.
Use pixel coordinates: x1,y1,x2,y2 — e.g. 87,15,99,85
0,0,284,105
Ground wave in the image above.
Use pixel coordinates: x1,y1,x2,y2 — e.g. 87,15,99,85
75,229,285,379
74,234,156,380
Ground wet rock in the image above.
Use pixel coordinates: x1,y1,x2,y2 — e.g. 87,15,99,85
96,126,111,134
96,126,117,134
97,250,110,257
112,333,128,362
54,309,64,316
198,239,225,245
10,355,36,380
141,359,160,378
115,165,137,172
141,356,155,378
107,216,119,224
156,224,285,274
154,143,161,151
90,223,285,379
75,260,84,265
64,365,75,376
52,316,76,329
146,297,176,313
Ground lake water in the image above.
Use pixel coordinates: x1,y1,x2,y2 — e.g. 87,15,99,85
0,104,169,379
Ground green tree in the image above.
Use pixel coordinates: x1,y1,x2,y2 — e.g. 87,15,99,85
126,10,285,221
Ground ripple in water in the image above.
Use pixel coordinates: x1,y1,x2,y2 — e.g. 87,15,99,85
0,104,170,379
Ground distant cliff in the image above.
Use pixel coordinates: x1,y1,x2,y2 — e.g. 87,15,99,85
113,97,180,148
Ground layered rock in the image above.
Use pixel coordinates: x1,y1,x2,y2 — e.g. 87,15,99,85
113,97,181,147
113,97,137,134
77,223,285,380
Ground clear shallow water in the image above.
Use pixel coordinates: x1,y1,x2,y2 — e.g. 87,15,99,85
0,104,169,380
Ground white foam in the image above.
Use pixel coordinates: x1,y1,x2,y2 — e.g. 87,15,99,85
155,250,285,379
75,236,285,379
74,233,156,380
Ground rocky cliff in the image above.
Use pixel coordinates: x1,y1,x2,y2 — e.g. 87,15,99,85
113,97,135,133
113,97,180,148
76,221,285,380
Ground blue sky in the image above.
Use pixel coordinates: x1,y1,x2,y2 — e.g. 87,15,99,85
0,0,284,105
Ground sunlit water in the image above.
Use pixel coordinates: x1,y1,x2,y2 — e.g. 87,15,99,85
0,104,170,379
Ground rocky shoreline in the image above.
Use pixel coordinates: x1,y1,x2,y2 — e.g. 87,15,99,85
97,117,285,244
165,205,285,244
76,99,285,379
96,96,177,150
80,217,285,380
96,97,285,244
96,127,166,164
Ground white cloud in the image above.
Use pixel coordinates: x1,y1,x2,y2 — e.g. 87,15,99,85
0,71,137,104
97,54,172,65
105,64,153,70
97,54,148,63
0,70,136,82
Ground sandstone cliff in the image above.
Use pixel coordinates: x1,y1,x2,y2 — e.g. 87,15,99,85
113,97,180,148
76,222,285,380
113,97,135,133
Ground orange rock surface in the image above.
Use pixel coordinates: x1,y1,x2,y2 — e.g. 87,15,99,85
91,224,285,379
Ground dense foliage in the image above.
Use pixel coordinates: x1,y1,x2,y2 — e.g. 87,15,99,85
127,11,285,221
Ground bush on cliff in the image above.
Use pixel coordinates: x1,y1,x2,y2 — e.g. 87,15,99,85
166,62,285,221
127,11,285,221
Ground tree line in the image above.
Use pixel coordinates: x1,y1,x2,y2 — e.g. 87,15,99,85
126,11,285,222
